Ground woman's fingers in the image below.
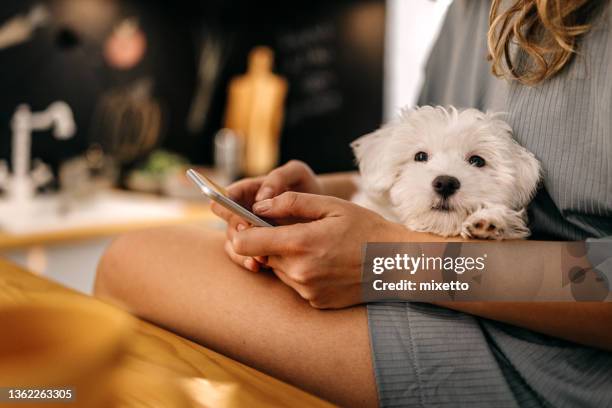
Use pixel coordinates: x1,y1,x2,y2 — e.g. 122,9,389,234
210,202,234,223
211,177,263,223
213,161,321,224
253,255,268,264
232,223,311,256
224,240,260,272
225,216,260,272
255,160,318,201
253,191,342,220
265,259,314,302
227,177,263,205
225,214,245,238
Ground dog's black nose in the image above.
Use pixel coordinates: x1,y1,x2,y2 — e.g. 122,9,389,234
432,175,461,198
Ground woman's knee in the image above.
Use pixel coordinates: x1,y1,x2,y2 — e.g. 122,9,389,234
94,226,219,302
94,230,143,302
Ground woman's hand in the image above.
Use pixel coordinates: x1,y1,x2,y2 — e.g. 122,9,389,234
227,192,406,309
211,161,324,272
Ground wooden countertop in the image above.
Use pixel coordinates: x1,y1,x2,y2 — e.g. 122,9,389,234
0,258,334,407
0,193,218,250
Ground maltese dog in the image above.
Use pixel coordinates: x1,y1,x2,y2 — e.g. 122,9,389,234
351,106,541,240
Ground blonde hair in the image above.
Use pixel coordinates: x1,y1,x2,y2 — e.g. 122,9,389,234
487,0,599,85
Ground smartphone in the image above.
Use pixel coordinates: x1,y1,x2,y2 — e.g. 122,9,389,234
186,169,274,227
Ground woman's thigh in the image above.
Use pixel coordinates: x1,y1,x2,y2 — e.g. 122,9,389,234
94,226,378,407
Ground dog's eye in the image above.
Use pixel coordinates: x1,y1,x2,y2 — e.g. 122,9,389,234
414,152,428,162
468,155,486,168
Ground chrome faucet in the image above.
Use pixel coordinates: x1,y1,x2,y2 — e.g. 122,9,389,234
1,102,76,203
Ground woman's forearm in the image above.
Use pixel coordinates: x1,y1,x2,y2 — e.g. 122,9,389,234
318,171,359,200
386,227,612,350
433,238,612,351
438,301,612,351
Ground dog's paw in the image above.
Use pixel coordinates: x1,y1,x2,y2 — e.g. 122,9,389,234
461,217,505,240
461,206,529,240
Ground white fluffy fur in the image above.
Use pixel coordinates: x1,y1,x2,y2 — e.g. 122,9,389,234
351,106,541,240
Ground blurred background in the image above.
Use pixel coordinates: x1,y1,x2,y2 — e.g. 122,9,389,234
1,0,388,177
0,0,450,292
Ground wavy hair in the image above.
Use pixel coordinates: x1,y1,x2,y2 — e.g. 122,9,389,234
487,0,601,85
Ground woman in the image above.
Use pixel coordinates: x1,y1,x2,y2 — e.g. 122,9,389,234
95,1,612,406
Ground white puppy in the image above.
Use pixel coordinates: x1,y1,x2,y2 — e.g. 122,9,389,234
351,106,541,240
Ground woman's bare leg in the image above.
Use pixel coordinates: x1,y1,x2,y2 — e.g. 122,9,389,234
94,226,378,407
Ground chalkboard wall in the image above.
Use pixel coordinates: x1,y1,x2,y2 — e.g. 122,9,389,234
0,0,385,175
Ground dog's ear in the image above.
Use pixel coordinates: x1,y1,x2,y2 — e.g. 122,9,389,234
511,142,541,208
351,126,399,195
